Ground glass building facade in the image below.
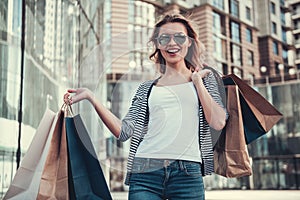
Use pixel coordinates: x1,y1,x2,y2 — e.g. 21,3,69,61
250,82,300,189
0,0,22,196
0,0,107,197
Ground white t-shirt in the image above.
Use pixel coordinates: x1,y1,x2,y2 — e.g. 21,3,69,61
135,81,202,162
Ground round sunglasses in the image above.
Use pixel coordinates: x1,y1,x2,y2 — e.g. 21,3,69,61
157,33,187,46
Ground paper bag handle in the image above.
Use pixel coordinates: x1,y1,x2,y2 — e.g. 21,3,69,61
61,103,74,117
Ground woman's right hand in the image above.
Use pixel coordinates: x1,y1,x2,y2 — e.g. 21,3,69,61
63,88,93,105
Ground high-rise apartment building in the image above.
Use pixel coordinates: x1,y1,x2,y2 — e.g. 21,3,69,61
289,0,300,71
255,0,296,80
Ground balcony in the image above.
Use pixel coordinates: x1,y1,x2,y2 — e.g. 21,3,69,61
295,58,300,64
291,12,300,20
280,1,291,13
282,23,292,31
253,72,300,86
292,28,300,35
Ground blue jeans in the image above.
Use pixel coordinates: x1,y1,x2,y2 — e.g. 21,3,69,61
128,157,205,200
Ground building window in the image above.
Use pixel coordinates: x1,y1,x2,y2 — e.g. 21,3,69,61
213,12,221,34
272,22,277,34
280,11,286,25
230,0,239,18
247,50,254,66
282,29,287,43
213,12,226,35
213,0,224,10
222,63,228,75
270,2,276,14
231,43,242,66
273,41,279,55
232,66,242,77
282,48,288,63
213,35,222,60
246,28,253,43
230,21,240,43
246,6,251,20
0,1,8,32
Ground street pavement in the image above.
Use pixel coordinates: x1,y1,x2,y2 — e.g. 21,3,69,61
111,190,300,200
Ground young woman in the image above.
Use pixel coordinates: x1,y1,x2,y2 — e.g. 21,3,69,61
64,13,227,200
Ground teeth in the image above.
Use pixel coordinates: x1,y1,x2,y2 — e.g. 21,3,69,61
167,49,180,53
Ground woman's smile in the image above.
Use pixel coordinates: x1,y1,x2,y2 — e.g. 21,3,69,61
166,47,181,54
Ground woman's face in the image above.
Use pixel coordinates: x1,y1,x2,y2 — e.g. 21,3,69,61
157,22,191,67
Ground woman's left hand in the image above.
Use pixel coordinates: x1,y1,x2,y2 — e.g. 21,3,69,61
191,67,211,85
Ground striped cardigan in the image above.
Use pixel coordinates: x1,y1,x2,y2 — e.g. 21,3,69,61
118,72,225,185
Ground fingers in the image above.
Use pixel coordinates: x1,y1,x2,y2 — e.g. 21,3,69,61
63,94,71,105
67,88,77,93
194,69,211,77
64,89,76,105
202,69,211,76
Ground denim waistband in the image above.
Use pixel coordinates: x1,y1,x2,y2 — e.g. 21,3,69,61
132,157,201,173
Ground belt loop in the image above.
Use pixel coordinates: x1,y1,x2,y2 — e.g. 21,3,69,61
179,160,184,170
145,158,150,168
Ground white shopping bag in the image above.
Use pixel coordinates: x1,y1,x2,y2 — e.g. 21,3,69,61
3,109,57,200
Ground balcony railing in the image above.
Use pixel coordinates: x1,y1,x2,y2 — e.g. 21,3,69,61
253,72,300,86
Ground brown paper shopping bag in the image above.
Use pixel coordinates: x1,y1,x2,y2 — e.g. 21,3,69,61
223,74,283,144
37,109,69,200
214,85,252,178
3,109,57,200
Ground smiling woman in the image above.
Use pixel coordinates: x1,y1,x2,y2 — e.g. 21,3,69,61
64,13,227,200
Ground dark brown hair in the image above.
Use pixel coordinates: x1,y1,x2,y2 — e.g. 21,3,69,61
149,13,205,73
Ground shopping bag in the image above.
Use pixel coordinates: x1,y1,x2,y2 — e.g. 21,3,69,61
3,109,56,200
214,85,252,178
37,109,69,200
223,74,283,144
65,114,112,200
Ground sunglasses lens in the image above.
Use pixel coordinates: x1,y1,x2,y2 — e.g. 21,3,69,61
174,34,186,45
158,35,171,46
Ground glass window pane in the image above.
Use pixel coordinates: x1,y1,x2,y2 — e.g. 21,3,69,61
246,6,251,20
246,28,253,43
230,0,239,18
213,0,224,10
231,43,241,66
231,21,240,43
273,41,279,55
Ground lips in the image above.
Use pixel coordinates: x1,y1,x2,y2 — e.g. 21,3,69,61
166,48,180,54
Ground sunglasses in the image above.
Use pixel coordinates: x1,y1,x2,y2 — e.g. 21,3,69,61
157,33,187,46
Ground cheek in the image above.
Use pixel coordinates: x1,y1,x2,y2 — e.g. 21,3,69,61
181,46,189,56
160,50,169,59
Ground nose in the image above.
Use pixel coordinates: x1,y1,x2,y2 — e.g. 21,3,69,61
168,36,177,45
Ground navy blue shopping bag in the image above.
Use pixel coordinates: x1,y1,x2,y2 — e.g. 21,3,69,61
65,115,112,200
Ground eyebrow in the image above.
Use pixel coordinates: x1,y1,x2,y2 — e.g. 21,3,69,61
159,32,186,35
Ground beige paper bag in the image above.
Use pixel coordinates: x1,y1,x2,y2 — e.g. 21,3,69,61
3,109,57,199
